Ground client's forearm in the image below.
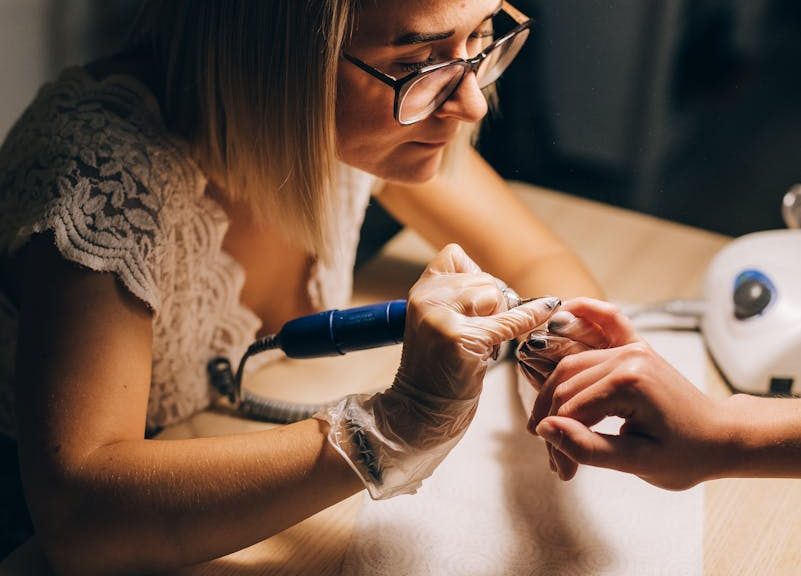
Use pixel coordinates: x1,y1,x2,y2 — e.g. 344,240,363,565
717,394,801,479
35,419,362,575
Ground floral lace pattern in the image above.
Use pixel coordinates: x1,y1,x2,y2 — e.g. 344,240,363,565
0,67,375,434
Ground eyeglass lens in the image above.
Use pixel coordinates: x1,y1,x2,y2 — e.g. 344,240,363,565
476,28,529,87
399,65,466,124
398,27,530,124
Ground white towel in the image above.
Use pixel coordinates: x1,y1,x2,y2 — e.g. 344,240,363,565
342,331,706,576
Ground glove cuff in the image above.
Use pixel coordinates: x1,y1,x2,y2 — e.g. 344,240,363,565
314,391,477,500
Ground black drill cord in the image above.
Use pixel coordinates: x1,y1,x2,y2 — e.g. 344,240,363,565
207,334,328,423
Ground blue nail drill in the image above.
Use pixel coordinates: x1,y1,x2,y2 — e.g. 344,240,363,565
209,291,532,423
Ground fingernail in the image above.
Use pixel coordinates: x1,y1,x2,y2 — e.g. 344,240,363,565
542,296,561,311
548,318,570,332
547,311,575,332
528,337,548,350
535,421,557,443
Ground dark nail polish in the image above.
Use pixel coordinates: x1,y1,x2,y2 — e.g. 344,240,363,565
529,338,547,350
543,296,561,311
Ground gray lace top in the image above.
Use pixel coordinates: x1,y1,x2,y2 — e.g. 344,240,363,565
0,67,376,435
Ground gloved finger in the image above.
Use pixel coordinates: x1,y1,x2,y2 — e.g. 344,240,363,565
496,279,524,313
414,270,503,296
560,298,640,347
452,283,507,317
421,243,483,277
464,296,561,352
546,311,609,349
495,277,509,297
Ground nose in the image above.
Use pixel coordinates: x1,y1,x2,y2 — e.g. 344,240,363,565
434,70,488,124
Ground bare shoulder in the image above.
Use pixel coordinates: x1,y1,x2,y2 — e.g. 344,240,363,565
15,234,154,470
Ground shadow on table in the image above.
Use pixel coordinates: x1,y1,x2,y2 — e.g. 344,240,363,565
494,375,614,574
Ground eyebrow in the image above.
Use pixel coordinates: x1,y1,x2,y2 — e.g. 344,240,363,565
389,1,505,47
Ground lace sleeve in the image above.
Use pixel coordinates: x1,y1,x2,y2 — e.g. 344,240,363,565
0,74,198,312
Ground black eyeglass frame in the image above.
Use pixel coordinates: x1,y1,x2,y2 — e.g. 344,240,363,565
343,1,534,125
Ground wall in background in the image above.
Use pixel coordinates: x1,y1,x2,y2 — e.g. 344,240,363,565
0,0,51,141
0,0,137,140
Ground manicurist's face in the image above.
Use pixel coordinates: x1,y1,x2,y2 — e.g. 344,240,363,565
336,0,500,183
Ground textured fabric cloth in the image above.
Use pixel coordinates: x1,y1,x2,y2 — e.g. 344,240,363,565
0,66,376,435
341,332,705,576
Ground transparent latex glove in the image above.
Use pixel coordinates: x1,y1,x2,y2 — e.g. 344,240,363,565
317,244,560,499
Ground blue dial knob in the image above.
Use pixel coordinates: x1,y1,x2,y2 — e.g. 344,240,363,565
733,270,774,320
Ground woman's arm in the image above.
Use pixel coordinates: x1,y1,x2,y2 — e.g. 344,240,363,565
17,237,557,575
15,236,362,575
376,147,604,299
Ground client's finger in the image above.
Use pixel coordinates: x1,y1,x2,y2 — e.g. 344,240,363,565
546,311,609,349
536,416,648,473
517,332,593,364
531,347,620,429
560,298,640,346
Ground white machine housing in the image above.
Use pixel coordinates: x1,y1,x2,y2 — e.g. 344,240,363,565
702,229,801,395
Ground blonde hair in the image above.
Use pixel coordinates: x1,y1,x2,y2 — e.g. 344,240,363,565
127,0,359,261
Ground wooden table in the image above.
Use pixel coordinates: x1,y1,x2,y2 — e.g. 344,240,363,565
5,183,801,575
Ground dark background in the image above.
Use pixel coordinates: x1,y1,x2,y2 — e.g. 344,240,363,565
479,0,801,237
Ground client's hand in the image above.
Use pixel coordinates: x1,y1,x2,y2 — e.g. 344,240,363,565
530,298,727,490
517,297,638,390
318,244,560,498
517,298,635,474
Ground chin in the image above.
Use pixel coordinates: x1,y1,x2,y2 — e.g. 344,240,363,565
340,142,447,183
375,149,445,184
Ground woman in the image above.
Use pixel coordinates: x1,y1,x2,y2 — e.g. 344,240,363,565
521,297,801,491
0,0,600,572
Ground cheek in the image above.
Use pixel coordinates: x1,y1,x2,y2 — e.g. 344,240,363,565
335,66,444,183
336,68,400,159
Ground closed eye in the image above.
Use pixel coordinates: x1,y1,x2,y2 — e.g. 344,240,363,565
397,55,437,73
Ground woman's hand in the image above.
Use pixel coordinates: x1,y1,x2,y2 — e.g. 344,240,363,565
319,244,561,498
397,243,560,402
529,298,730,490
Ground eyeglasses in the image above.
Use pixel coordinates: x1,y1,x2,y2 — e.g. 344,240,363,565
343,1,533,126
